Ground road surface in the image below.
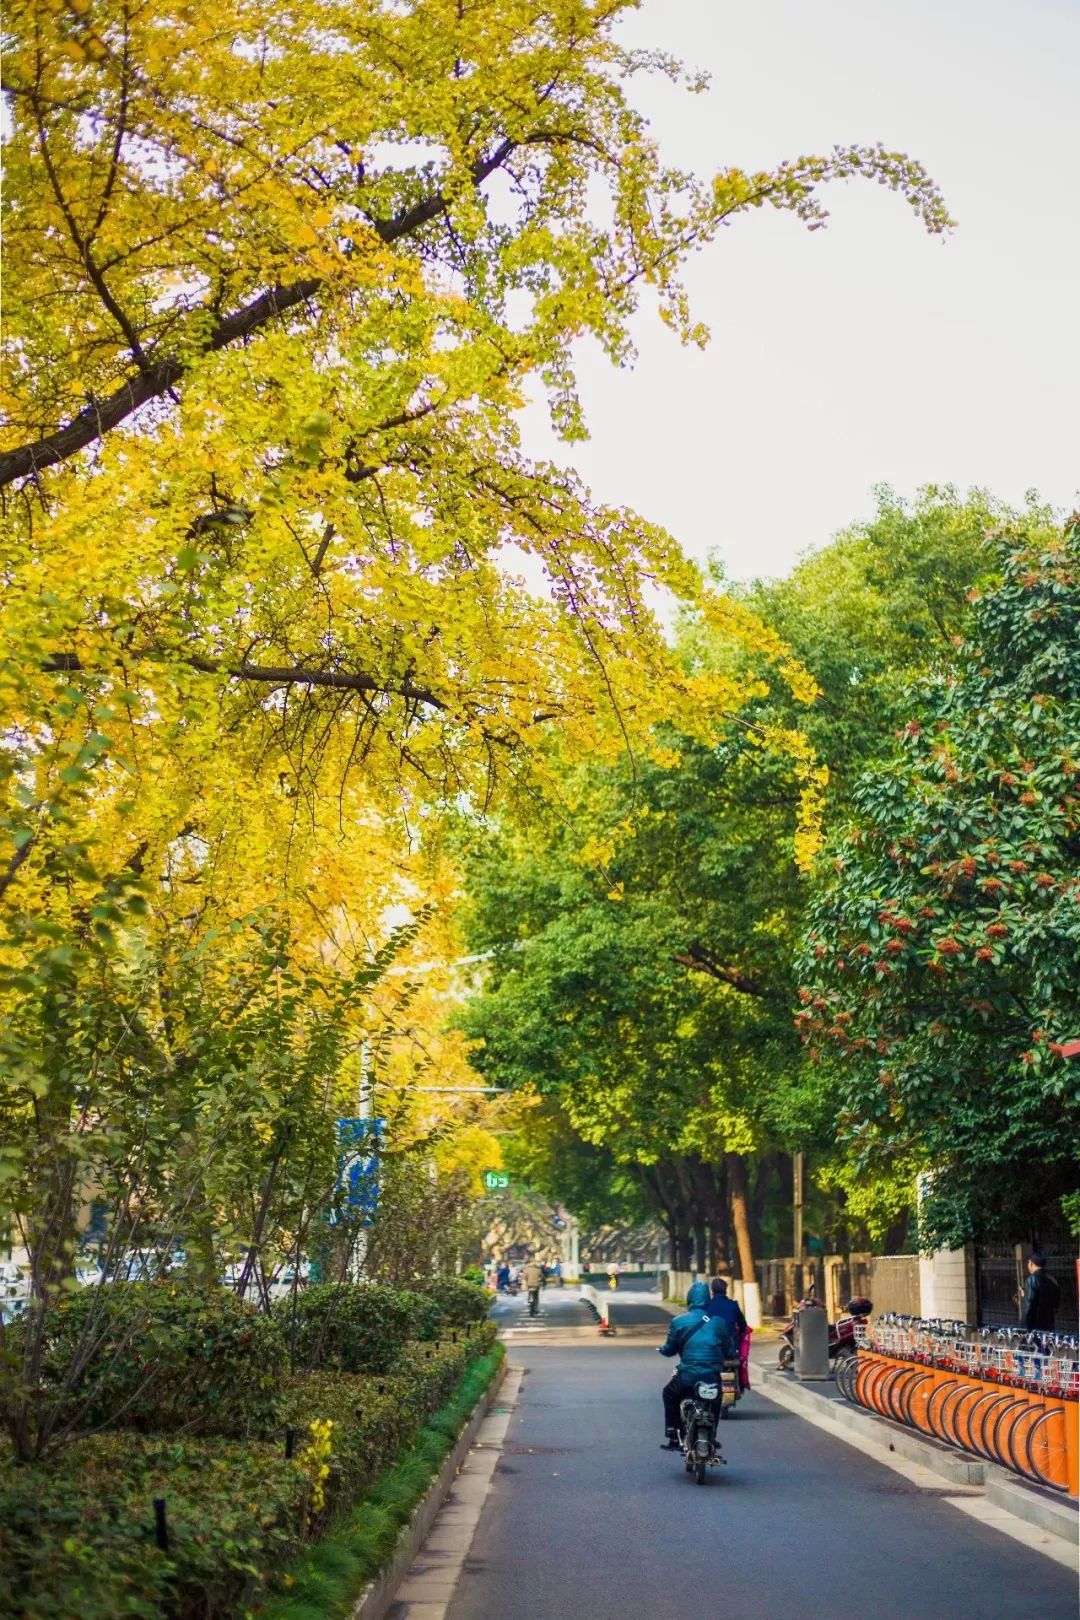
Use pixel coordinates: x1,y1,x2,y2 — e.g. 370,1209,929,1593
439,1288,1076,1620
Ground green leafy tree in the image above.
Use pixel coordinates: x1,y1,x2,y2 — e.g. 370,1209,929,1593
464,490,1039,1259
457,746,807,1276
798,513,1080,1248
501,1099,652,1232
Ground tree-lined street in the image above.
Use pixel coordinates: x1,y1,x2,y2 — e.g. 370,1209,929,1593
2,1,1078,1614
431,1292,1077,1620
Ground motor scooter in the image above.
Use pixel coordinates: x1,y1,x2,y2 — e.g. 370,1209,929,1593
673,1380,727,1485
777,1287,871,1371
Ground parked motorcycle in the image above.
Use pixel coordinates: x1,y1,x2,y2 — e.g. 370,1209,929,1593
677,1380,726,1484
777,1288,872,1371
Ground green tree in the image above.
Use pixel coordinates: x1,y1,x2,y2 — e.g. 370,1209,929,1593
464,490,1034,1260
798,513,1080,1249
457,746,806,1276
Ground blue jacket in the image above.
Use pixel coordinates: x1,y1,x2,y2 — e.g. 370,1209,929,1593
705,1291,747,1340
659,1282,737,1380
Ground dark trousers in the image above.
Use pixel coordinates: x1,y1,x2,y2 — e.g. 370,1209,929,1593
663,1373,719,1432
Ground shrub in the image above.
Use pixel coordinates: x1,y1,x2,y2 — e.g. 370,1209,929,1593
414,1277,489,1327
281,1325,497,1503
279,1283,412,1374
263,1339,504,1620
0,1431,308,1620
28,1282,287,1440
398,1288,444,1342
1,1325,501,1620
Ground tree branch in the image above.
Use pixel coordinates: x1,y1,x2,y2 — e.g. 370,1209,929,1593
41,650,445,710
0,140,516,487
672,943,769,1000
0,834,36,902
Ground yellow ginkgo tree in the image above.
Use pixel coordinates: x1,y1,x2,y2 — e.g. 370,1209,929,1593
1,0,950,1319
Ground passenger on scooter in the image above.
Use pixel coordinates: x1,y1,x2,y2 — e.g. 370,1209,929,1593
705,1276,747,1338
657,1281,737,1448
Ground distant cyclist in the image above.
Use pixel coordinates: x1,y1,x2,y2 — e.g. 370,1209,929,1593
522,1257,544,1317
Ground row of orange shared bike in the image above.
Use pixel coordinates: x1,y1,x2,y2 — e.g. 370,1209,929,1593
839,1314,1079,1496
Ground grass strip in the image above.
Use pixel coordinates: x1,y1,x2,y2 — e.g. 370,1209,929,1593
258,1344,505,1620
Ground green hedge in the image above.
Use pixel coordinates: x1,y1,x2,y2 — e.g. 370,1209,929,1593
26,1282,287,1439
279,1280,489,1369
279,1283,414,1374
261,1337,504,1620
282,1322,496,1502
0,1431,309,1620
1,1322,498,1620
413,1277,489,1327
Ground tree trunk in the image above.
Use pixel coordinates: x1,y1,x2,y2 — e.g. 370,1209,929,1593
726,1152,756,1283
717,1160,731,1272
749,1153,776,1258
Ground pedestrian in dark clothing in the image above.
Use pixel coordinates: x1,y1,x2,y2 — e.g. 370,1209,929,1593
706,1276,747,1338
1021,1254,1061,1330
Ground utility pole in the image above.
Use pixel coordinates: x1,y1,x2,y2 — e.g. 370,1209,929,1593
793,1151,805,1262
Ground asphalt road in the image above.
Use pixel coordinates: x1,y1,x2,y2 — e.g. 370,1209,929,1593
446,1292,1076,1620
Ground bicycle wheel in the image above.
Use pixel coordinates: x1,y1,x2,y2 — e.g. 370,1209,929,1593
905,1371,937,1436
1002,1401,1044,1484
987,1397,1029,1471
925,1378,959,1443
967,1389,1013,1461
835,1353,857,1402
952,1383,989,1453
856,1357,889,1412
885,1366,922,1426
852,1355,876,1408
1026,1406,1070,1491
872,1363,905,1419
937,1381,973,1448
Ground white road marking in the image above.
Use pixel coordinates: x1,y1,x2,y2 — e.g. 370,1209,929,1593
943,1492,1079,1572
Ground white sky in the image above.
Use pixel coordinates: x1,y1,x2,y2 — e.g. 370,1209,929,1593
519,0,1080,582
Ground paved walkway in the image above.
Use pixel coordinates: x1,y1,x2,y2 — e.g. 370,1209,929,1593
389,1291,1077,1620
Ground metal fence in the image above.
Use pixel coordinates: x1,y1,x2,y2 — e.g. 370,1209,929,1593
976,1233,1078,1336
755,1253,920,1319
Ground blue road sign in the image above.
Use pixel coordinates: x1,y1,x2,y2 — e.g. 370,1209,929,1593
332,1117,384,1224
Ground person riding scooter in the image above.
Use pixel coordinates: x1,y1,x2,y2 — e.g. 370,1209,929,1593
658,1281,738,1447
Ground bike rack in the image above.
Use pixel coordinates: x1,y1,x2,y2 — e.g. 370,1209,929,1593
840,1313,1079,1496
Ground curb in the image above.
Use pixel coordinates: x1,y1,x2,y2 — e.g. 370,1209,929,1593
756,1363,1078,1544
351,1356,508,1620
985,1467,1080,1544
757,1363,983,1485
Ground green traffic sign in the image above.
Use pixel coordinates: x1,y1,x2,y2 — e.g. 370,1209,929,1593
483,1170,509,1190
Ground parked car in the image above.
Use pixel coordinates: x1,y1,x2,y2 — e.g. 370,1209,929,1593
74,1257,104,1288
105,1248,162,1283
268,1259,310,1302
